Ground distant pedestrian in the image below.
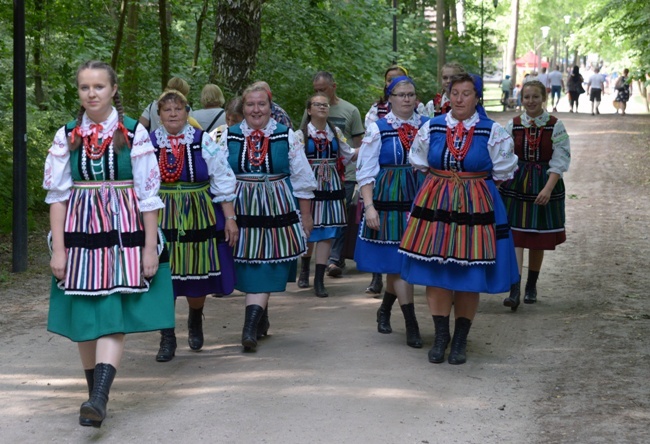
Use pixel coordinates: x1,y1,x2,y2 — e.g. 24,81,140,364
587,67,605,115
614,68,632,116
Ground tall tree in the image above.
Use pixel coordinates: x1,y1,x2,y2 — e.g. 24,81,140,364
111,0,129,69
32,0,46,109
506,0,519,83
210,0,264,94
122,1,139,111
191,0,210,75
436,0,446,85
159,0,170,89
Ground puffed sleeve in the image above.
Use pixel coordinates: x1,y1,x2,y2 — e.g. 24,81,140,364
416,101,427,117
408,120,432,172
488,122,518,181
504,119,515,138
201,132,237,202
548,119,571,176
334,127,356,166
287,129,316,199
364,104,379,129
44,126,73,204
424,100,435,118
130,123,164,212
355,123,382,187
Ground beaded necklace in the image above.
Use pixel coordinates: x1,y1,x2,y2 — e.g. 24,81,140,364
524,122,544,154
445,122,475,162
159,135,185,183
246,130,269,167
396,123,418,151
313,129,329,155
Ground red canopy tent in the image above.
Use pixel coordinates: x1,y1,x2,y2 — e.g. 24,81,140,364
516,51,549,70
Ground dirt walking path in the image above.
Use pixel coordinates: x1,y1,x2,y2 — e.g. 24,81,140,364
0,104,648,444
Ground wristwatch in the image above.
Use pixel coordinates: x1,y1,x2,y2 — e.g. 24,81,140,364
226,215,237,221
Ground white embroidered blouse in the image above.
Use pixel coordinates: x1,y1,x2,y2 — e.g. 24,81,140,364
43,108,164,212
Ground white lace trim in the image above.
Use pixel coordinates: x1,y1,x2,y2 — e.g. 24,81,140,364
385,111,421,129
308,122,334,141
445,111,479,129
154,124,196,148
241,119,277,137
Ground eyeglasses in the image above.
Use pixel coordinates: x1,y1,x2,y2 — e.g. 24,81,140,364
390,93,416,99
311,102,330,109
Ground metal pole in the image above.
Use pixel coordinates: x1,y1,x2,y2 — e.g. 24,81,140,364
13,0,28,272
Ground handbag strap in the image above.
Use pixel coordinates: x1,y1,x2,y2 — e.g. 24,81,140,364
205,109,225,132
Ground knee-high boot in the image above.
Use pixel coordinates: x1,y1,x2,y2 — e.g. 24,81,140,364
365,273,384,295
400,303,423,348
187,306,204,351
79,363,117,428
241,305,265,351
376,292,397,334
428,315,451,363
156,328,177,362
257,306,270,339
313,264,329,298
448,317,472,365
298,257,311,288
79,369,101,427
503,281,521,311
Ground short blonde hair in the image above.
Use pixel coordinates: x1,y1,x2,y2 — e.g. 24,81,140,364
201,84,225,108
166,77,190,96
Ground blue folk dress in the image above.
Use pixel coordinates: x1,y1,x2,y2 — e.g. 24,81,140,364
354,112,428,274
399,112,520,293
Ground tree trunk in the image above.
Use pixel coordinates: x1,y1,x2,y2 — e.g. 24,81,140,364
210,0,264,94
111,0,129,69
159,0,170,90
436,0,446,87
505,0,519,84
121,1,139,113
32,0,46,109
192,0,210,75
450,0,458,36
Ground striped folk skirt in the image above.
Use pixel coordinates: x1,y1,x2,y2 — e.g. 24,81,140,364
354,165,419,274
499,161,567,250
47,180,175,341
159,182,235,297
308,159,347,242
399,170,520,293
232,174,307,293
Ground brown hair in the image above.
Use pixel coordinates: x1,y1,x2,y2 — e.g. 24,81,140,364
69,60,128,151
300,93,339,152
522,80,547,101
200,84,225,108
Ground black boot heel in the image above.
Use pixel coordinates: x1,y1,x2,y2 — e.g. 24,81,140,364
401,303,423,348
79,363,117,428
242,305,265,351
257,307,270,339
376,292,397,334
503,282,521,311
187,306,204,351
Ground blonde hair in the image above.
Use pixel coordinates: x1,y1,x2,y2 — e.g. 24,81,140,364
200,84,225,108
166,77,190,96
242,83,272,104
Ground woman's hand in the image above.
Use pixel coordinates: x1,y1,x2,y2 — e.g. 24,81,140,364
142,246,159,278
535,188,552,206
225,219,239,247
50,249,67,280
301,214,314,240
364,206,380,231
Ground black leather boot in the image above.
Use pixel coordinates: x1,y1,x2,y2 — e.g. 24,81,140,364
524,284,538,304
448,317,472,365
156,328,177,362
503,281,521,311
313,264,329,298
187,306,204,351
257,306,270,339
428,315,451,363
365,273,384,295
79,363,117,428
298,257,311,288
376,292,397,334
400,303,423,348
242,304,265,351
79,369,101,427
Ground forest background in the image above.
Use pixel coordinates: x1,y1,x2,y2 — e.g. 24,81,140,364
1,0,648,236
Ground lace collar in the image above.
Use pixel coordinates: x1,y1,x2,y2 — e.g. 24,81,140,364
445,110,479,128
241,118,277,138
385,111,421,129
308,122,333,141
154,124,196,149
80,108,118,138
520,111,550,128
